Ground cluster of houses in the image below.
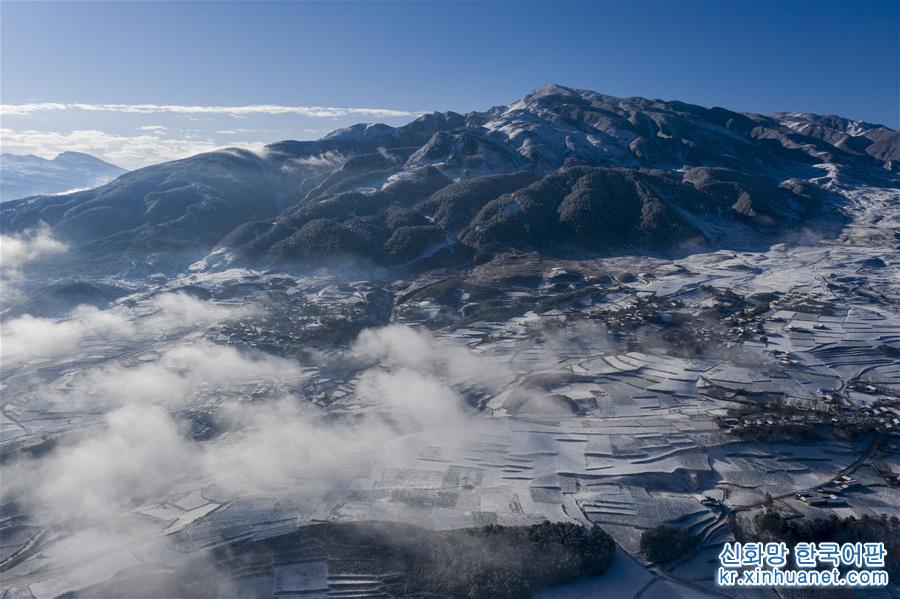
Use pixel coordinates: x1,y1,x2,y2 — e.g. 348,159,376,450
719,401,899,438
796,475,861,506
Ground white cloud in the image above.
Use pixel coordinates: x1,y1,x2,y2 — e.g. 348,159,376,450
215,127,273,135
39,403,192,518
357,367,463,430
0,127,264,169
138,125,167,131
1,102,417,119
0,223,68,280
2,320,480,524
353,324,504,386
281,150,346,170
0,292,256,365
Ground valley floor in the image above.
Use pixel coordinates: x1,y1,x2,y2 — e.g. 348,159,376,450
1,184,898,598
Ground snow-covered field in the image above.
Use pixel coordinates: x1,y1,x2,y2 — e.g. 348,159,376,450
1,183,898,598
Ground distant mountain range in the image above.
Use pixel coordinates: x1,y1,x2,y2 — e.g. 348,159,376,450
2,85,897,276
0,151,126,203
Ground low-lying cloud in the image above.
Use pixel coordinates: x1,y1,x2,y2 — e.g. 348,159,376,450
2,317,488,527
0,292,256,365
354,324,504,386
39,404,191,518
283,150,346,170
0,223,68,279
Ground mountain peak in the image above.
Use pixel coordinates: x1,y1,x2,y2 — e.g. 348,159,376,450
528,83,581,97
517,83,585,105
54,151,123,168
56,151,95,159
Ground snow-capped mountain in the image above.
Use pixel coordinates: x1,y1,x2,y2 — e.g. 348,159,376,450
1,85,896,276
774,112,900,163
0,151,126,203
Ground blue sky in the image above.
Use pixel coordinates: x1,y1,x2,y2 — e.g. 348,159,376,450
2,1,897,169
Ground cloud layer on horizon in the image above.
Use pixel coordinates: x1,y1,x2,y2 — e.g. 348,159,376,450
1,102,418,118
1,101,421,168
0,127,269,170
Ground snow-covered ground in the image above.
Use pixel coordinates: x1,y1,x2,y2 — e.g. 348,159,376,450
1,182,898,597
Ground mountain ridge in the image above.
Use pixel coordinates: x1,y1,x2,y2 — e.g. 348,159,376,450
2,84,896,276
0,151,126,203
